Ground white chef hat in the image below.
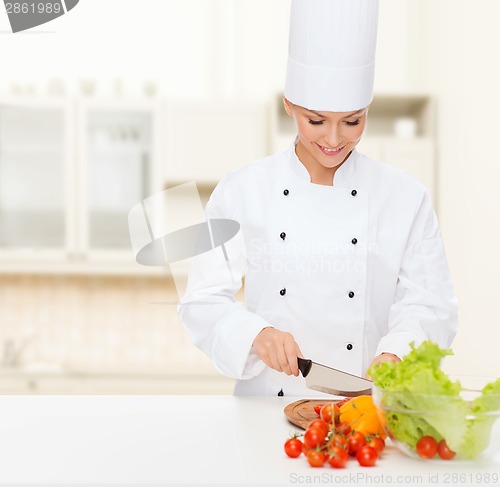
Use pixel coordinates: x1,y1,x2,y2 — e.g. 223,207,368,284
284,0,379,112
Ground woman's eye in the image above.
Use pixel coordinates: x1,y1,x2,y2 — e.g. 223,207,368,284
345,119,360,126
308,119,324,125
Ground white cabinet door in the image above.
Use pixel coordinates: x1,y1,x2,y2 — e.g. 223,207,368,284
165,101,270,184
0,101,70,257
78,101,162,255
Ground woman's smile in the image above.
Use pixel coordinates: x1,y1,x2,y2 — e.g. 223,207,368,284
316,143,345,156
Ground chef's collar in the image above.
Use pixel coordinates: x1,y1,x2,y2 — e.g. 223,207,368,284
288,140,358,187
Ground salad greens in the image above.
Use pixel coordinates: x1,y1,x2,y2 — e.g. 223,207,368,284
368,341,500,459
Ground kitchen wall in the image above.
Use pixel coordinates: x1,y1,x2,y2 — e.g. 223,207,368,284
1,0,500,391
0,275,199,371
428,0,500,377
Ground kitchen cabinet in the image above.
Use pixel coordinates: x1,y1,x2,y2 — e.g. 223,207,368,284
0,96,271,275
0,97,164,275
0,98,71,260
77,100,162,262
0,396,497,485
164,99,270,184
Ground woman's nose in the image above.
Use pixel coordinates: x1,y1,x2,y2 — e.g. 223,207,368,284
324,129,343,147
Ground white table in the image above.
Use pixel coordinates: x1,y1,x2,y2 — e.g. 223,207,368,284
0,396,498,486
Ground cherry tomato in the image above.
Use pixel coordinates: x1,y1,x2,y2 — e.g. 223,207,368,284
348,431,367,456
307,449,327,468
366,436,385,455
336,422,351,436
320,403,335,424
313,404,324,415
304,427,327,449
328,433,348,450
356,445,378,467
437,439,456,460
284,438,303,458
336,397,352,409
328,445,349,468
302,441,311,456
416,436,438,459
308,419,329,436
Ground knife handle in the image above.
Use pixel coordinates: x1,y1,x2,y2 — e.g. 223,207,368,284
297,357,312,377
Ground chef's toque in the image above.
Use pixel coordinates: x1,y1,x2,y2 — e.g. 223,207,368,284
284,0,379,112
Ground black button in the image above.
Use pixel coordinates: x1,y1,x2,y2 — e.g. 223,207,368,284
348,291,355,298
283,189,289,196
351,189,357,196
346,343,353,351
280,232,286,240
351,238,358,245
277,389,284,396
280,288,286,296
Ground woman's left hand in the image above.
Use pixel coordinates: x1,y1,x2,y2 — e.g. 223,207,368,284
366,352,401,379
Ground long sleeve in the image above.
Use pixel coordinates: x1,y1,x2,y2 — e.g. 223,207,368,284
375,190,459,359
177,178,268,380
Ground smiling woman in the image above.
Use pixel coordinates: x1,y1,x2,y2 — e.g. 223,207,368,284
178,0,458,397
283,100,368,186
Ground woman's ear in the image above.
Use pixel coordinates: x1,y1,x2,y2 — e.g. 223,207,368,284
283,97,294,117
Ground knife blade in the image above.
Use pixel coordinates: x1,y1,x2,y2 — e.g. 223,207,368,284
297,357,372,397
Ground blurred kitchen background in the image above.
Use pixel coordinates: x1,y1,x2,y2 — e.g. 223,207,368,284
0,0,499,394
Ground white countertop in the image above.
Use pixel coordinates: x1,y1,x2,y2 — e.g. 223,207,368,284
0,396,498,486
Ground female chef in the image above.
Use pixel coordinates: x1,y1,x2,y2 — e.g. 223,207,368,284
178,0,458,396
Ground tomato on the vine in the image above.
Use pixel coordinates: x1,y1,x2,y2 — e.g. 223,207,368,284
304,427,327,449
308,419,329,436
366,436,385,455
356,445,378,467
328,445,349,468
307,449,327,468
319,403,335,424
336,422,351,436
302,441,311,456
328,433,348,450
437,439,456,460
284,438,303,458
348,431,367,456
416,436,438,459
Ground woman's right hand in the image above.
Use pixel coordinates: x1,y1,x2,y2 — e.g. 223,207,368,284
251,327,304,376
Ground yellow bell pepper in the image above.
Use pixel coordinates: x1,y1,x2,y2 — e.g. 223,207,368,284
338,395,387,439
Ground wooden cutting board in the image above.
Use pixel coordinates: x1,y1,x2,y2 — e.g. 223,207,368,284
284,399,340,429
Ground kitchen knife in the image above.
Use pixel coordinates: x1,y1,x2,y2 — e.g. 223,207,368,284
297,357,373,397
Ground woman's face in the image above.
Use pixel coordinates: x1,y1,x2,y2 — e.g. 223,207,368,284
283,98,368,170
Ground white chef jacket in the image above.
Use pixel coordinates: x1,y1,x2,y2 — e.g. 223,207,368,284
178,144,458,397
